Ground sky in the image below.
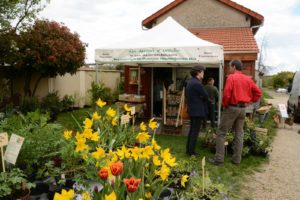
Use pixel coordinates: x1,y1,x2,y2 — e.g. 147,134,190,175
39,0,300,74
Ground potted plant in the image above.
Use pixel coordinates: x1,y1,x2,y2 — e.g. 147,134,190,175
0,168,35,200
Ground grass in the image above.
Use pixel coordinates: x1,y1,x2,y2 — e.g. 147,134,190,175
156,134,268,199
56,107,93,130
262,89,273,99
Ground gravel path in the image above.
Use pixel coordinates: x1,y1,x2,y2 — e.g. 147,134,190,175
241,90,300,200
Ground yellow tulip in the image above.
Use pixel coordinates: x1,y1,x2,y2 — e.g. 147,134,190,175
106,107,116,118
83,118,93,129
105,191,116,200
92,112,101,120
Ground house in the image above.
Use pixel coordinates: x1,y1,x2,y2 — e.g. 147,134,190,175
142,0,264,79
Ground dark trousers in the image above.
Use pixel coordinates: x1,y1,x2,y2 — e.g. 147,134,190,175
186,117,203,154
208,103,216,128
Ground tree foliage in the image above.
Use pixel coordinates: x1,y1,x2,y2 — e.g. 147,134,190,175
0,0,47,32
15,20,86,96
272,71,294,88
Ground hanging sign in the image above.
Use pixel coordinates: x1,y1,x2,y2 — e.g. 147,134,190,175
4,134,24,165
0,132,8,147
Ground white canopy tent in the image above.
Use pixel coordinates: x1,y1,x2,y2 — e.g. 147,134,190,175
95,17,224,122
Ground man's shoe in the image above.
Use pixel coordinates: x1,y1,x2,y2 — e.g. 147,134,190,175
208,158,224,166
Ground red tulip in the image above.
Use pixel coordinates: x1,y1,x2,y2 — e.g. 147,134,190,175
123,177,141,193
110,161,123,176
98,168,108,180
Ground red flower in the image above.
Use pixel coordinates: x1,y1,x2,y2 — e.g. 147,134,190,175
110,161,123,176
98,168,108,180
123,177,141,193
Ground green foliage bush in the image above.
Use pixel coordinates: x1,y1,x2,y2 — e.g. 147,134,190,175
20,96,40,113
272,71,294,88
89,81,115,104
61,95,75,111
0,111,64,177
41,91,62,120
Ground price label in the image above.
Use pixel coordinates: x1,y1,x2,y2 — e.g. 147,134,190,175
131,106,136,115
121,115,130,125
4,134,24,165
0,132,8,147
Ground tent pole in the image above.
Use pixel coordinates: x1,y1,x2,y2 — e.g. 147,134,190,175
218,62,224,125
138,64,141,95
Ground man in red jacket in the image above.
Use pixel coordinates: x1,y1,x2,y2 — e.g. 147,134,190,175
208,59,262,166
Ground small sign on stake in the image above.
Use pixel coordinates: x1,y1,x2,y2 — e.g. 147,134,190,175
121,114,130,125
130,106,136,115
0,132,9,172
202,156,206,196
4,134,24,165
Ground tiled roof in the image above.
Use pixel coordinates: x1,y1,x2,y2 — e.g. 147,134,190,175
189,27,258,52
142,0,264,31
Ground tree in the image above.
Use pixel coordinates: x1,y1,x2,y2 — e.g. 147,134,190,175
272,71,294,88
0,0,47,32
15,20,86,96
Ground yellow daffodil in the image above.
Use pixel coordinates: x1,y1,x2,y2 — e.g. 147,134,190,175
82,191,91,200
92,112,101,120
145,192,152,199
54,189,74,200
75,140,89,152
142,146,154,159
151,138,161,150
111,117,118,126
130,147,143,161
180,175,189,188
153,155,162,166
105,191,116,200
148,118,158,130
108,150,119,162
90,132,99,141
75,132,86,142
140,122,147,131
82,128,93,139
160,148,177,167
116,145,131,160
124,104,131,112
83,118,93,129
63,130,72,140
96,98,107,108
92,147,105,159
136,132,150,143
155,164,170,181
106,107,116,118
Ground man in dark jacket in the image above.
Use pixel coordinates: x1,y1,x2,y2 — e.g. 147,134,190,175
186,65,208,156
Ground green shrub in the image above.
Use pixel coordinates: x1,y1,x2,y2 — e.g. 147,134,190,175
61,95,75,111
0,111,64,176
20,96,40,113
89,82,115,104
41,91,62,120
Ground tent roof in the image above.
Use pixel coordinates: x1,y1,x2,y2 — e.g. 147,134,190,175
95,17,224,66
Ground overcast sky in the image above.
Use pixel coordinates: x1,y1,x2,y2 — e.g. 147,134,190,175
39,0,300,74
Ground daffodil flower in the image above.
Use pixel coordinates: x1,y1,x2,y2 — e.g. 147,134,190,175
152,138,161,150
148,118,158,130
92,147,105,159
96,98,107,107
180,175,189,187
140,122,147,131
155,164,170,181
106,107,116,118
136,132,150,143
83,118,93,129
153,155,162,166
92,112,101,120
63,130,72,140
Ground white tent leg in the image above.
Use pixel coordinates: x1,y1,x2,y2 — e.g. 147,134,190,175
218,62,224,125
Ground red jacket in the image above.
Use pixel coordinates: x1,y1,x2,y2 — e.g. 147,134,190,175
222,71,262,108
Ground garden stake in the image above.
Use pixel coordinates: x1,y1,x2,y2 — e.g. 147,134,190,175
202,156,205,196
1,146,5,172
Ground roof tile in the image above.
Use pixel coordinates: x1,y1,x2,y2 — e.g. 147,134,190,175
189,27,258,51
